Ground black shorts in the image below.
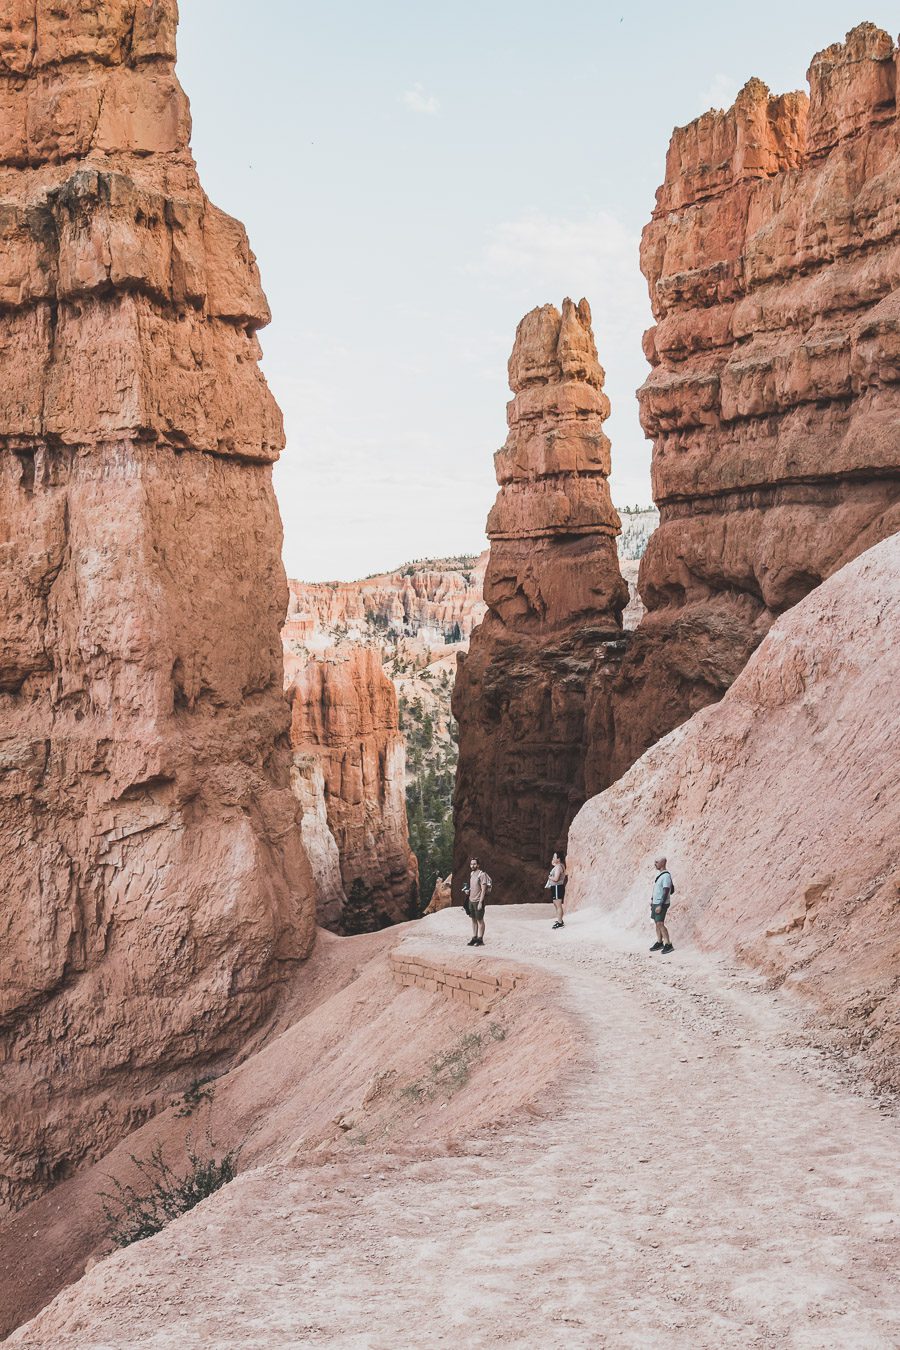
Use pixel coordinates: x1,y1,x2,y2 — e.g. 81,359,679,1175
550,884,566,902
651,903,669,923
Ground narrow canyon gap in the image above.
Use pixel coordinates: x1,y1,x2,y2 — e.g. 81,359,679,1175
0,0,315,1213
282,560,488,929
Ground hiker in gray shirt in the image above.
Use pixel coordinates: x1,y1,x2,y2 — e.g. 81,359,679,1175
649,855,675,955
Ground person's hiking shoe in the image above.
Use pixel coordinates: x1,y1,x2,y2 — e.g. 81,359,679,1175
467,937,478,946
552,921,562,929
661,943,675,955
473,938,484,946
649,941,663,951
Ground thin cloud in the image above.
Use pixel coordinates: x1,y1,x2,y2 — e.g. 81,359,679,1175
702,72,739,112
401,82,440,116
476,210,634,285
469,209,649,335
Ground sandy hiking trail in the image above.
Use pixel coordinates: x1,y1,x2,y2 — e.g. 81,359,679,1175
13,905,900,1349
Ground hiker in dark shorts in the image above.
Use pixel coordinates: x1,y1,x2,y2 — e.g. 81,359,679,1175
649,855,674,955
462,858,491,947
545,851,567,929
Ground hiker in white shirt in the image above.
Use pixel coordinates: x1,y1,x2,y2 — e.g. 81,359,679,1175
649,855,675,955
545,851,567,930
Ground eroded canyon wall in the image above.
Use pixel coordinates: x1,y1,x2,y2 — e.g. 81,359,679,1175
453,299,628,898
613,22,900,775
284,644,418,933
286,556,488,646
0,0,315,1213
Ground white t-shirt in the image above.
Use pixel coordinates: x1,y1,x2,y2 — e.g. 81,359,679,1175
652,871,673,904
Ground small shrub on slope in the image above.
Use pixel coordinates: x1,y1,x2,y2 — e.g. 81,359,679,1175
101,1138,241,1248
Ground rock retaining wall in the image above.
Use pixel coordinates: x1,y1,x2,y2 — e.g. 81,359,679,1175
391,950,522,1013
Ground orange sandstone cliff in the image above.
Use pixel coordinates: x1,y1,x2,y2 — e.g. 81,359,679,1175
0,0,315,1213
284,644,418,932
452,299,628,898
613,23,900,773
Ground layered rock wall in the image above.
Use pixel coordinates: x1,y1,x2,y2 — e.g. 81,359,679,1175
0,0,315,1213
619,22,900,773
453,299,628,898
454,25,900,899
287,555,488,646
285,645,418,932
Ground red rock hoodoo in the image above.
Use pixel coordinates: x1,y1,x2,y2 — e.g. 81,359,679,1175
617,22,900,771
284,645,419,932
453,299,628,898
0,0,315,1213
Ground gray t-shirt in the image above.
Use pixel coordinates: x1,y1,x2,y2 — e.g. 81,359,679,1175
468,869,492,906
652,871,672,905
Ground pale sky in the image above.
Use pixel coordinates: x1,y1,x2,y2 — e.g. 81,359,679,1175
177,1,897,581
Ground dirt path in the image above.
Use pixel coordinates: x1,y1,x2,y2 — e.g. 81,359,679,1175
13,906,900,1348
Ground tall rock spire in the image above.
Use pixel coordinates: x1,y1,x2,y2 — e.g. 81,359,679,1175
484,297,625,628
452,299,628,898
0,0,315,1212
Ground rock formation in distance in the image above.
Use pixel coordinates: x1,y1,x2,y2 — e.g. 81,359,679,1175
0,0,315,1213
286,556,488,647
282,558,485,928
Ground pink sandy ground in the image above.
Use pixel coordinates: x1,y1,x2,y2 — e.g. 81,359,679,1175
8,903,900,1348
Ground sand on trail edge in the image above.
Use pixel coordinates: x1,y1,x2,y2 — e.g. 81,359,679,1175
8,904,900,1349
0,909,577,1339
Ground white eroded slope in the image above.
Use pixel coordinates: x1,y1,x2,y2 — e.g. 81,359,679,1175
568,533,900,1086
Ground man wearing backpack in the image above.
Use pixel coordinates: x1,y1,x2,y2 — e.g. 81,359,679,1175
649,856,675,954
462,858,492,947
